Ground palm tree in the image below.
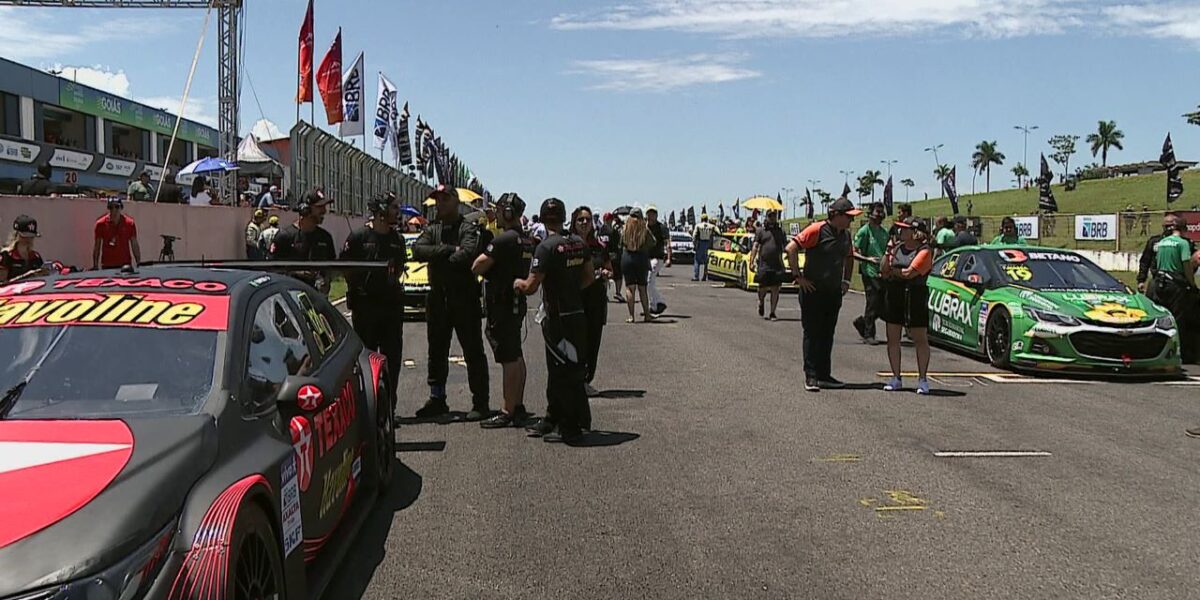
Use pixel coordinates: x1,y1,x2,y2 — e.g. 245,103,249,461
933,164,951,198
971,140,1005,193
1011,163,1029,188
858,169,884,202
1186,106,1200,126
900,178,915,201
1085,120,1124,167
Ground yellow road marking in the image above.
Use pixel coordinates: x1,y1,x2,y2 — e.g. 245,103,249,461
815,454,862,463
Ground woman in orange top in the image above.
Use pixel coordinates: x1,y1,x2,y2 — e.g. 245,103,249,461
880,216,935,394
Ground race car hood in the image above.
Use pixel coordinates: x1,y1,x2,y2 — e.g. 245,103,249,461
1015,288,1169,324
403,261,430,289
0,416,217,596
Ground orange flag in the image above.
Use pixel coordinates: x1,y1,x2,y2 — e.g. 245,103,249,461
296,0,314,103
316,29,343,124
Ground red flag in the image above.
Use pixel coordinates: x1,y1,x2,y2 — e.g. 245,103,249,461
316,29,343,124
296,0,314,103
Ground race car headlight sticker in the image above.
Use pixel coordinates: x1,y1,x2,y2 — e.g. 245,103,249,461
1155,315,1176,329
1025,307,1079,327
51,517,177,600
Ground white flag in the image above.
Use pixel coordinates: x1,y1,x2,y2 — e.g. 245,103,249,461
339,52,365,137
373,72,398,155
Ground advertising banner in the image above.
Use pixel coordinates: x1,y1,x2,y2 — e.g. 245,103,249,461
58,81,217,147
1012,216,1040,240
1074,214,1117,241
49,148,94,171
1179,211,1200,243
0,138,42,164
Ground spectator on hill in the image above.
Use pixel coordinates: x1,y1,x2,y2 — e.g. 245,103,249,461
18,163,53,197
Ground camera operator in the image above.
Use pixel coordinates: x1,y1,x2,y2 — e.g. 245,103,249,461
268,189,336,292
340,193,407,398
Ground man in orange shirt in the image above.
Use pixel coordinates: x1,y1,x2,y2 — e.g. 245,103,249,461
786,197,861,392
92,198,141,270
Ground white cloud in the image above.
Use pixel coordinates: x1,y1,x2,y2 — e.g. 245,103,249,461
0,7,176,62
51,64,218,128
50,65,132,97
553,0,1087,39
249,119,286,140
1103,4,1200,42
570,54,762,91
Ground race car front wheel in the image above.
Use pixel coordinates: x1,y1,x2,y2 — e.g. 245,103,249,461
229,503,285,600
986,310,1013,369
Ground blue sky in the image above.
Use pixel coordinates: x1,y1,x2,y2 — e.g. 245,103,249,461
2,0,1199,216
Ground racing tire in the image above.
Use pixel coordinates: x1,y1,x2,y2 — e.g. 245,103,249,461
367,368,396,491
228,503,285,600
985,309,1013,369
738,264,748,290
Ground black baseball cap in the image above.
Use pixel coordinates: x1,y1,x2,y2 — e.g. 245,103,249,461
107,197,124,208
305,189,332,206
497,192,526,216
827,197,863,216
540,197,566,222
13,215,39,238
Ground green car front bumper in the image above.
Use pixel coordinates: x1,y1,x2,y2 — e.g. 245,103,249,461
1008,319,1183,376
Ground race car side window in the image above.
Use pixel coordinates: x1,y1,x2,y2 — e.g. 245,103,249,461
713,237,732,252
242,294,312,416
288,290,347,358
953,253,978,282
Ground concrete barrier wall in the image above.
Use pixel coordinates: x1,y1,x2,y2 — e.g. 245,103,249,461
0,195,363,268
1075,249,1141,272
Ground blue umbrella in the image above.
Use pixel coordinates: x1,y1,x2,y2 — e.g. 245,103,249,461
178,156,239,176
400,205,422,218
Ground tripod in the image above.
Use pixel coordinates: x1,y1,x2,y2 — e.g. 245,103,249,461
159,235,180,262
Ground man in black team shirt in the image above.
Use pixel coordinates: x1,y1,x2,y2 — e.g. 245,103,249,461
412,185,490,421
339,192,406,404
268,188,336,291
516,198,595,444
472,193,536,429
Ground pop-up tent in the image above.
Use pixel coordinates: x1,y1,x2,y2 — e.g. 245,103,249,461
236,135,284,177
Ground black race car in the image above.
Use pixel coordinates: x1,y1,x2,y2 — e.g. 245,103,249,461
0,265,396,600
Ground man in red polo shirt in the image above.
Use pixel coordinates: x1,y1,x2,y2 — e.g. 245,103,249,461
92,197,141,270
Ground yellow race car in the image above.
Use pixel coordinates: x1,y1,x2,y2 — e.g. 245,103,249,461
706,232,804,290
401,232,430,315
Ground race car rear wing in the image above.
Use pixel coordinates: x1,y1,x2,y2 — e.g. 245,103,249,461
151,260,389,271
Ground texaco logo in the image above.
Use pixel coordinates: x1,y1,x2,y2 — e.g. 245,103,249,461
289,416,314,492
297,384,323,411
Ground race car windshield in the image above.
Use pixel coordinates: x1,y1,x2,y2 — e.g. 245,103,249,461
0,326,218,419
1015,258,1125,292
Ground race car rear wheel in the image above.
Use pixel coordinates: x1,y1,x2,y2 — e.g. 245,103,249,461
738,264,748,290
229,503,285,600
369,369,396,490
986,309,1013,369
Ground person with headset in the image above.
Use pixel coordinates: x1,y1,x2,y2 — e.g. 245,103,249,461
472,193,536,429
268,188,336,292
516,198,595,445
340,192,407,404
411,185,491,421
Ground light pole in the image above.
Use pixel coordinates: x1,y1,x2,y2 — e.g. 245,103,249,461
839,170,856,191
1014,124,1039,187
880,159,898,179
923,144,944,168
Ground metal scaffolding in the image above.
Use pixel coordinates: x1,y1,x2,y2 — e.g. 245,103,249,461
1,0,242,193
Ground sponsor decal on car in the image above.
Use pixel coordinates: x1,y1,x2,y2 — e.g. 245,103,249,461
51,277,229,293
1002,265,1032,281
314,380,357,457
1028,251,1081,262
280,454,303,556
289,416,314,493
931,314,963,341
1018,290,1057,310
978,302,990,337
1083,302,1147,325
0,293,229,330
1013,340,1025,352
0,280,47,296
928,289,973,326
297,385,323,411
320,448,356,519
1060,292,1131,305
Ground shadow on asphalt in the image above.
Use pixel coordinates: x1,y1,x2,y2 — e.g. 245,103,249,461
397,440,447,452
642,319,678,324
594,389,646,399
657,313,693,319
328,459,422,599
571,430,640,447
399,411,489,426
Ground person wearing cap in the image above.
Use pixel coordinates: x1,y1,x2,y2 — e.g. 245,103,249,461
645,206,672,314
852,202,889,344
880,217,935,395
948,216,978,248
268,188,336,291
257,185,280,210
259,214,280,256
1,215,46,284
515,198,595,444
340,193,407,411
991,216,1027,245
245,209,267,260
92,198,141,271
126,170,154,202
472,193,536,429
749,209,788,320
1146,214,1198,366
600,212,624,300
786,196,861,392
412,185,491,421
692,213,718,281
17,163,53,197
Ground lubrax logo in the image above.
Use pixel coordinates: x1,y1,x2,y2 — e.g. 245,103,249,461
927,289,972,325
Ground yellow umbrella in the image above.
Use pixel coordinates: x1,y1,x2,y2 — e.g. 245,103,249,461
456,188,483,203
423,197,436,206
742,196,784,211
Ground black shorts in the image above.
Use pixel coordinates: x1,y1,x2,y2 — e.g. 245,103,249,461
882,281,929,328
756,267,786,287
621,251,650,286
485,310,524,363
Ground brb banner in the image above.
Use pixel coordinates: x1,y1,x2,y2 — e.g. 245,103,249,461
1074,214,1118,241
1012,216,1040,240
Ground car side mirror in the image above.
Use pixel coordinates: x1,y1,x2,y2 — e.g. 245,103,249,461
277,375,332,410
963,272,991,289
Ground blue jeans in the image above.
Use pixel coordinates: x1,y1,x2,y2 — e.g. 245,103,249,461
693,240,712,280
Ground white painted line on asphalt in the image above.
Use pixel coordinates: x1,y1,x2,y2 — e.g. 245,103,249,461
933,451,1051,458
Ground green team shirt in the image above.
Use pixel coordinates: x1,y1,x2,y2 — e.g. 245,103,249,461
935,228,956,248
853,223,889,279
990,234,1027,245
1154,234,1191,275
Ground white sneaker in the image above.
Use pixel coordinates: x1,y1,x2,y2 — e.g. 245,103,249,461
584,383,599,397
883,377,903,392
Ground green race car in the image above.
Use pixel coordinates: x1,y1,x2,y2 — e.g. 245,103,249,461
926,245,1183,377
